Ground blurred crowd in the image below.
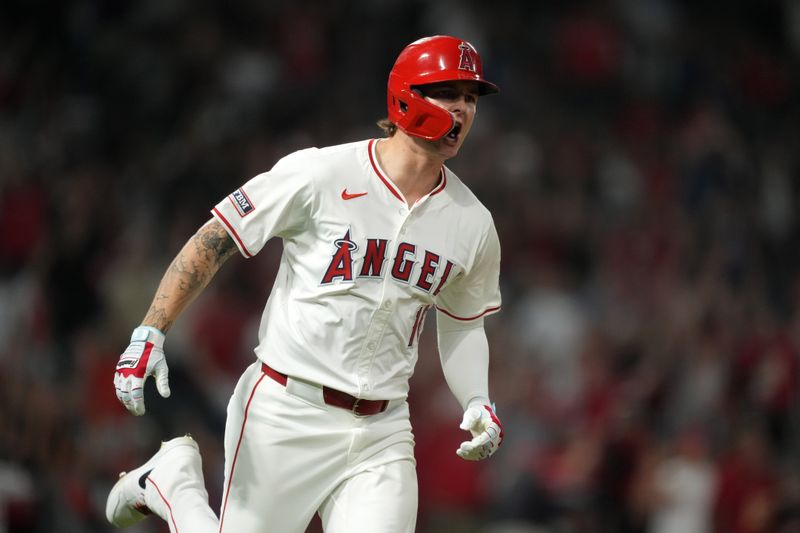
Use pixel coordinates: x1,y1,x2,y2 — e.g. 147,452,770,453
1,0,800,532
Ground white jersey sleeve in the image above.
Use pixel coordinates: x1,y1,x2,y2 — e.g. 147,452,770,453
211,150,315,258
435,220,502,322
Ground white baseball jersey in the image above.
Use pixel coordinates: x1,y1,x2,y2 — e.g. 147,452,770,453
211,138,501,401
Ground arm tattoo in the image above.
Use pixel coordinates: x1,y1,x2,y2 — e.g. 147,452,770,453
142,219,238,332
195,221,239,267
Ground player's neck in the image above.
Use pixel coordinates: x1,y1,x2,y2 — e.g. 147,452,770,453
376,134,445,206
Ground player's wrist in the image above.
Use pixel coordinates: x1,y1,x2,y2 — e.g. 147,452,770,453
465,396,491,410
131,325,166,347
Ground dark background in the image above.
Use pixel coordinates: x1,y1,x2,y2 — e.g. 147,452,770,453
1,0,799,532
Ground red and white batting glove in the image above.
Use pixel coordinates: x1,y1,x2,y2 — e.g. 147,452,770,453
457,402,504,461
114,326,171,416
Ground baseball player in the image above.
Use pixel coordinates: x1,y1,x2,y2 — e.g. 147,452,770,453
108,35,504,533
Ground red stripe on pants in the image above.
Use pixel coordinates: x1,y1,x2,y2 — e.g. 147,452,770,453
218,371,267,532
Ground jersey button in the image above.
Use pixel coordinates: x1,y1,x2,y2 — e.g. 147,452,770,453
367,342,377,351
383,301,393,310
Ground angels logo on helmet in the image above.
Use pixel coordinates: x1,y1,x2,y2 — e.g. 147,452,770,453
458,42,477,72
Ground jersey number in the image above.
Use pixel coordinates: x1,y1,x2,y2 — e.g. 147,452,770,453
407,305,432,348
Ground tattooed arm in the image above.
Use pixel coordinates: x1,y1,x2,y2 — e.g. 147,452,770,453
141,218,239,332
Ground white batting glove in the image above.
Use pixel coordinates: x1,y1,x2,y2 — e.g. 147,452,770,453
456,402,504,461
114,326,171,416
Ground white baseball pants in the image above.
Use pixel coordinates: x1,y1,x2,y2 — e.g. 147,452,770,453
145,361,418,533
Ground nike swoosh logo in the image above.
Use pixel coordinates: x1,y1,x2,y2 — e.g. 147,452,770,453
341,189,368,200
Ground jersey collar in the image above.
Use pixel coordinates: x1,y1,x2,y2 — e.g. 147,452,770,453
368,139,446,206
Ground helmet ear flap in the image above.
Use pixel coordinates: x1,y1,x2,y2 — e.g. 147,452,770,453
388,87,455,141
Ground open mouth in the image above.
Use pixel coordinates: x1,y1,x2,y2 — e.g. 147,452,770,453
445,123,462,141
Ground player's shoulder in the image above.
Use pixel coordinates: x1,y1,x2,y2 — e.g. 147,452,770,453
441,166,494,222
272,140,369,176
283,139,368,162
316,139,371,156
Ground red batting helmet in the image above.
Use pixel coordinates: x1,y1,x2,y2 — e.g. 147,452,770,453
387,35,499,141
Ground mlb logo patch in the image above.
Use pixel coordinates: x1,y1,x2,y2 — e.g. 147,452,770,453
230,188,255,217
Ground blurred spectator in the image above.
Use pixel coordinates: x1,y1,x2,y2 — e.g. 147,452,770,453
713,428,778,533
641,428,716,533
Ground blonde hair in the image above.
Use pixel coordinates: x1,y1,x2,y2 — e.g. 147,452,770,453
376,117,397,137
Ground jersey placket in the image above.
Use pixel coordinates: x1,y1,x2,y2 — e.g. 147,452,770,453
358,139,442,397
354,203,415,397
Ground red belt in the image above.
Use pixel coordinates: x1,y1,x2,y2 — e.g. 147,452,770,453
261,363,388,416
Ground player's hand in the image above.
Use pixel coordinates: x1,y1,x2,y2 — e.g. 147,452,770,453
114,326,171,416
456,402,503,461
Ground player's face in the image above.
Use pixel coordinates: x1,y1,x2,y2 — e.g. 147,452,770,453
418,80,480,158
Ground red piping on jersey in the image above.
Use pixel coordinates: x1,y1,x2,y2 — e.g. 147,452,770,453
368,139,446,203
218,370,267,532
147,477,179,532
435,305,501,321
212,207,253,258
368,139,403,202
430,169,447,196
